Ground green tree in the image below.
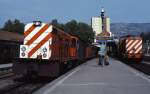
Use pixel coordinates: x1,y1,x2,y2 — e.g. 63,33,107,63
51,19,65,30
2,19,25,34
64,20,94,43
2,19,13,32
78,22,94,43
51,19,94,43
65,20,78,34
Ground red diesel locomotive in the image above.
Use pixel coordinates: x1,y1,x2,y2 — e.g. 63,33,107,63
13,21,98,77
118,36,143,62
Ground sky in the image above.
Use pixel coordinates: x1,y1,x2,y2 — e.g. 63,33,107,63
0,0,150,27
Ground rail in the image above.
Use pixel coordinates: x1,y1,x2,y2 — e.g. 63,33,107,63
0,64,13,79
143,55,150,62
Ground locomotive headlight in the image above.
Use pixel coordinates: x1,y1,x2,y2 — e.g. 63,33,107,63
43,53,47,58
33,21,42,26
21,46,26,52
43,47,47,52
21,53,25,57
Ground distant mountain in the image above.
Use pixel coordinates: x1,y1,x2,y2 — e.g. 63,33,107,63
111,23,150,37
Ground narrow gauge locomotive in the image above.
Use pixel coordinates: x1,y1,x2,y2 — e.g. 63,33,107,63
13,21,98,77
118,36,143,62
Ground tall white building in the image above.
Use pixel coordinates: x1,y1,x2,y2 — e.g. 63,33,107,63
92,17,102,36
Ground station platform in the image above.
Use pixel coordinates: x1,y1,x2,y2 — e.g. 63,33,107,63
34,58,150,94
0,64,12,69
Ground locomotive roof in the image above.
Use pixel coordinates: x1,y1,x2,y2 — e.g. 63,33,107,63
53,26,79,40
0,31,24,42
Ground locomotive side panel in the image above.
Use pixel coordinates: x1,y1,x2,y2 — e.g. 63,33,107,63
77,40,86,61
118,38,125,58
69,37,78,60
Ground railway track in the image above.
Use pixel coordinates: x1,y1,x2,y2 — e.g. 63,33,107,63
0,82,25,94
0,64,55,94
0,59,87,94
113,57,150,76
0,69,14,80
0,72,14,80
0,63,76,94
128,61,150,76
0,82,46,94
0,64,13,79
0,76,53,94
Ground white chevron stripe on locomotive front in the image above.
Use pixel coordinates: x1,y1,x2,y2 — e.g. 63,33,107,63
134,40,142,49
134,40,142,53
28,26,52,58
29,26,52,44
23,23,53,58
28,34,52,58
126,40,133,49
128,40,142,54
24,23,48,44
134,41,142,54
24,24,52,47
28,37,52,58
24,24,36,37
135,44,142,53
126,39,129,44
127,40,139,51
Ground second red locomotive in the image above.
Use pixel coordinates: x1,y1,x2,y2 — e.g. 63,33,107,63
118,36,143,62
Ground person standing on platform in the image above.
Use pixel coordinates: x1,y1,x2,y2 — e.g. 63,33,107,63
98,42,107,66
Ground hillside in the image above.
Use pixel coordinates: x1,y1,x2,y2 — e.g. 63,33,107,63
111,23,150,37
